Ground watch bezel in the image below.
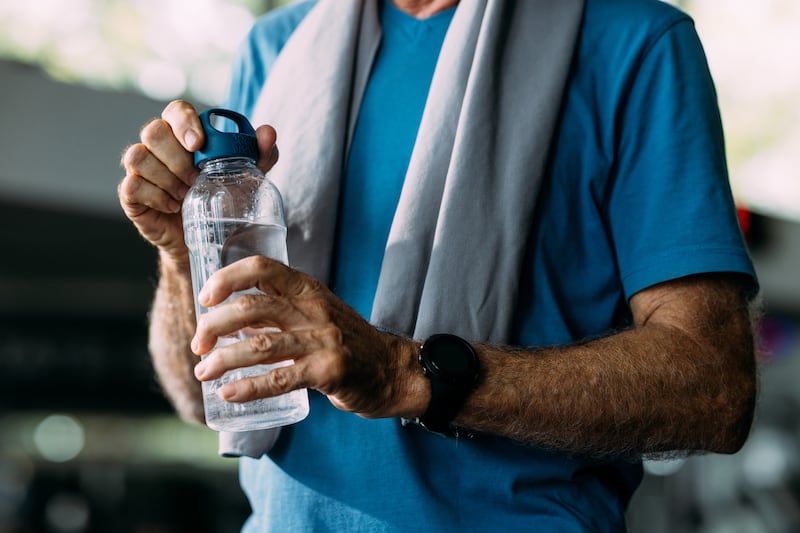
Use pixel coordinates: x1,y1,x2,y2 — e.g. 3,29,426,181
404,333,481,436
420,333,480,387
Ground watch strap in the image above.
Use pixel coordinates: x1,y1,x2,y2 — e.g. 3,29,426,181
406,334,480,437
418,378,464,435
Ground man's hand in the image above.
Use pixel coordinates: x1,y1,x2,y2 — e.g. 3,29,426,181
118,100,280,266
190,256,428,420
118,100,203,265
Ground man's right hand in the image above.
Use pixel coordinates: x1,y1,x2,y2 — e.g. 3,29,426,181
119,100,203,267
119,100,281,267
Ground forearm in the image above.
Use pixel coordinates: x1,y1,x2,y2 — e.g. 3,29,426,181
148,253,205,424
452,276,757,457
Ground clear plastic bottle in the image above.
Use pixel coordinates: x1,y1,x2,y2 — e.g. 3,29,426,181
182,108,309,432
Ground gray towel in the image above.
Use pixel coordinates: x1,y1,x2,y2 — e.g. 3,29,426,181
221,0,584,457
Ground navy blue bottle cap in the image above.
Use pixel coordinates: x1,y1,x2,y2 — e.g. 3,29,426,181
194,108,258,167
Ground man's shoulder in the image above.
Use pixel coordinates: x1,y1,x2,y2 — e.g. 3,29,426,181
577,0,696,75
585,0,691,39
250,0,318,51
587,0,687,20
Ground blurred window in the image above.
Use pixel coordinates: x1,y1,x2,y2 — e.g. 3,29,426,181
1,0,797,221
0,0,291,104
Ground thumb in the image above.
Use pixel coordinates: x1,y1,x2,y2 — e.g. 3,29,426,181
161,99,204,152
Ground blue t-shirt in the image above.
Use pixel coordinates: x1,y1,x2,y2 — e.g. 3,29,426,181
225,0,755,531
329,1,455,318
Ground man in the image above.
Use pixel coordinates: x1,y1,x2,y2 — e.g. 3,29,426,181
119,0,758,530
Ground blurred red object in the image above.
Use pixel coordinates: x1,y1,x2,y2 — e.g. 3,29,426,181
738,206,752,240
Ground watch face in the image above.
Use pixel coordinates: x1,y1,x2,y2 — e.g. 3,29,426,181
424,334,478,379
418,334,481,435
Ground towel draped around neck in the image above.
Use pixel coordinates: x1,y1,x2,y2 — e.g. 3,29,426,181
251,0,584,344
221,0,584,459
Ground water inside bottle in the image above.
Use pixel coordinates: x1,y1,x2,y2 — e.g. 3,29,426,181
221,223,287,266
185,219,288,315
184,218,308,431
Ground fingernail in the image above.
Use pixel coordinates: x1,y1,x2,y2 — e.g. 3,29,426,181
185,130,200,150
194,360,206,379
219,383,237,401
191,336,200,353
198,287,210,305
167,198,181,213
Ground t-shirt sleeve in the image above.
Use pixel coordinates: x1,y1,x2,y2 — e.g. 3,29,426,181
607,19,756,299
224,24,272,117
224,1,317,117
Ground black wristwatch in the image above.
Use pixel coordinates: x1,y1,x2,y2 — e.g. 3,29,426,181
403,333,481,437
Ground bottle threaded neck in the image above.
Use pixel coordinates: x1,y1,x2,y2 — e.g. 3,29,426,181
198,156,257,174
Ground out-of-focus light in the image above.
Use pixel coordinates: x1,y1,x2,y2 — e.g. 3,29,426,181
742,428,793,488
189,61,231,106
44,492,90,533
758,313,798,361
215,4,257,53
0,0,260,105
137,59,187,101
33,414,85,463
737,134,800,223
0,455,34,521
643,457,687,477
689,0,800,223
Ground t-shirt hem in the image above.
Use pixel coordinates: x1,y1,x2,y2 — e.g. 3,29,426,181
621,247,757,300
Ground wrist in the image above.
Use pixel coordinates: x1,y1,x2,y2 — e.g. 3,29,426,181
401,334,481,437
156,250,195,320
159,248,191,276
392,337,429,419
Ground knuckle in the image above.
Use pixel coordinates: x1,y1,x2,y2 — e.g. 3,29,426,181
122,143,149,171
117,175,142,204
249,334,273,354
120,144,135,169
304,276,326,293
140,118,172,146
233,293,261,317
162,100,198,132
318,325,343,346
238,378,259,399
305,298,332,323
248,255,272,270
266,368,290,392
210,351,228,372
318,350,346,381
162,99,192,118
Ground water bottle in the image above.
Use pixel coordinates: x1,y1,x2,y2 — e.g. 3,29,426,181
182,108,309,432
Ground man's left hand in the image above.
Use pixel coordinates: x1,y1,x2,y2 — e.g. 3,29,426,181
191,256,427,419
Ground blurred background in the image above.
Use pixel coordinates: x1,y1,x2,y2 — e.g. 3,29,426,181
0,0,798,531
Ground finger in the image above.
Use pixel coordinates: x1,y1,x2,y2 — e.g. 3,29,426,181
198,256,306,308
194,328,337,381
118,172,181,215
161,99,204,152
255,125,279,174
140,118,198,187
217,341,346,403
122,143,189,208
192,292,309,355
217,361,306,402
